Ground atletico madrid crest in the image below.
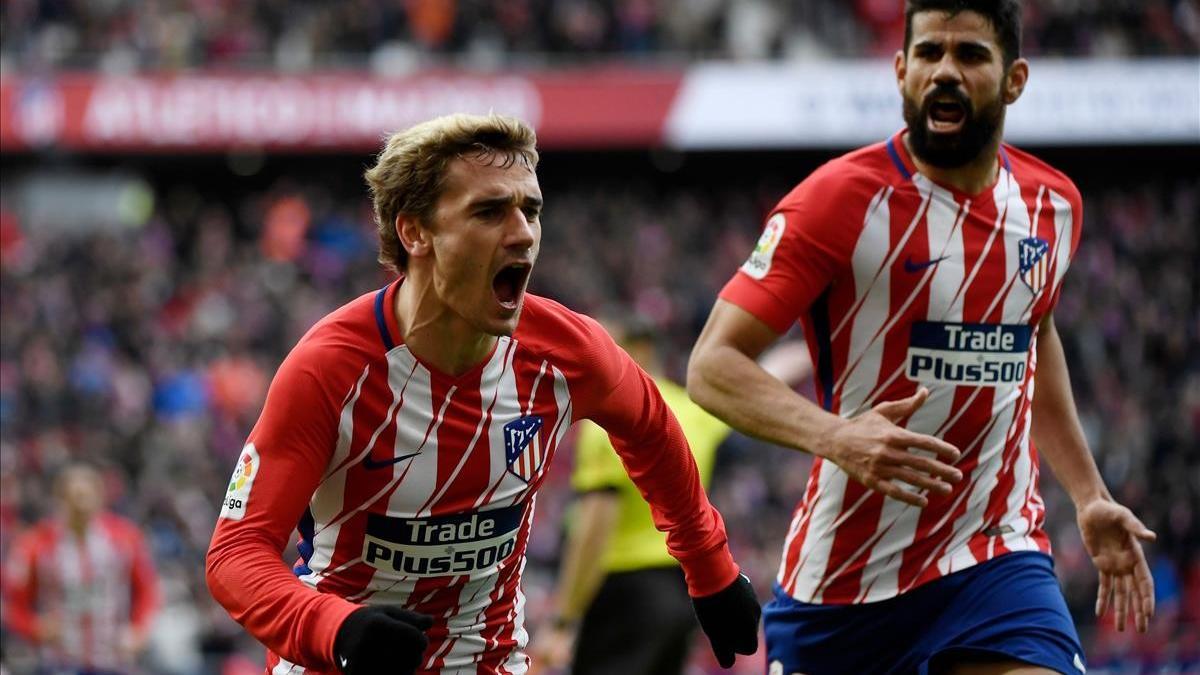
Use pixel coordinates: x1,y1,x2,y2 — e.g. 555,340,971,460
504,416,545,483
1018,237,1050,294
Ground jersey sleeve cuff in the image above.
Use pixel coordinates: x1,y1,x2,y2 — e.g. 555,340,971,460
313,595,362,668
719,273,797,335
677,542,740,598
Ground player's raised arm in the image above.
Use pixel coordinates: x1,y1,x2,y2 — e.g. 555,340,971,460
572,317,760,668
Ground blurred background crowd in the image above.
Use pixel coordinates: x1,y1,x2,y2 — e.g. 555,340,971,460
1,1,1198,674
2,0,1198,72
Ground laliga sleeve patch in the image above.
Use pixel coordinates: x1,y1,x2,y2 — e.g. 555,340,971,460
741,213,786,280
220,443,259,520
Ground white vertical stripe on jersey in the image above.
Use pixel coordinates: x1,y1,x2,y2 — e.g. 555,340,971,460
344,357,450,602
321,364,372,482
830,186,892,340
787,184,900,601
991,186,1073,558
88,527,119,667
305,365,372,580
306,352,441,588
1047,189,1075,300
475,349,530,510
853,179,967,602
56,537,84,662
428,343,521,669
420,339,515,517
937,169,1038,573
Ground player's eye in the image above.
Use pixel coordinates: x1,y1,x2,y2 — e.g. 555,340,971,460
957,47,991,63
913,44,942,60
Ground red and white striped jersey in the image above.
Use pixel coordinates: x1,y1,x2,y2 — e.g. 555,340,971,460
206,282,738,675
720,130,1082,605
2,513,160,670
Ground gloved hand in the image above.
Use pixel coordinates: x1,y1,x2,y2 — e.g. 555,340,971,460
691,573,761,668
334,605,434,675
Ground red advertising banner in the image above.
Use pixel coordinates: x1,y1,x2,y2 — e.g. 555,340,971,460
0,70,684,153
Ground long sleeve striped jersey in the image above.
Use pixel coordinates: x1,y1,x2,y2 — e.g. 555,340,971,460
205,282,739,674
720,130,1083,605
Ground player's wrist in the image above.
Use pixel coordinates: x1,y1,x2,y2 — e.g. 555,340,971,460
1069,486,1112,511
807,412,847,460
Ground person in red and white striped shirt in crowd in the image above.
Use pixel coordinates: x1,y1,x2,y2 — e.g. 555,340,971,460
688,2,1157,673
3,462,160,674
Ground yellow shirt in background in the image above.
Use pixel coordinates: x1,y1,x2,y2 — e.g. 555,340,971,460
570,378,730,573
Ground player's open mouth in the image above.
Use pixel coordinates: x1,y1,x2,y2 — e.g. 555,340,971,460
492,263,532,311
928,99,966,133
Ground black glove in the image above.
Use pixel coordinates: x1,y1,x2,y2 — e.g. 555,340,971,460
334,605,433,675
691,573,761,668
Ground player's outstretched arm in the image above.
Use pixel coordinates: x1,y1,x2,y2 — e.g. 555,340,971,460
688,300,962,507
1031,314,1156,633
572,311,759,665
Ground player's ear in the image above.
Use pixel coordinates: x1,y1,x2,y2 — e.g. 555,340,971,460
397,215,431,260
894,50,907,94
1002,58,1029,105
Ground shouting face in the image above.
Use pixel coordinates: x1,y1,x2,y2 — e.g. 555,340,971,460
897,10,1025,168
414,152,543,337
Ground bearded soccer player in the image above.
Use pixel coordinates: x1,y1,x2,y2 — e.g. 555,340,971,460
687,2,1155,673
205,114,759,675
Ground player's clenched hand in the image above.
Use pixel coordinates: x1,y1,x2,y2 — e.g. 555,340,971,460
691,573,761,668
334,605,433,675
1078,498,1157,633
821,388,962,507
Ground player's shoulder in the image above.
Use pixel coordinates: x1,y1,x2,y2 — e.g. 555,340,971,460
514,294,607,359
1003,143,1082,206
286,286,388,374
776,138,899,210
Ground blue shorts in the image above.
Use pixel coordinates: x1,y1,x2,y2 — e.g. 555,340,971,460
764,551,1085,675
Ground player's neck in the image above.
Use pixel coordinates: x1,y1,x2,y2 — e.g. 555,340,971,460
904,134,1002,196
393,275,497,377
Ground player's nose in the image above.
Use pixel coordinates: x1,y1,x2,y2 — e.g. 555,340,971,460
503,208,537,250
930,54,963,86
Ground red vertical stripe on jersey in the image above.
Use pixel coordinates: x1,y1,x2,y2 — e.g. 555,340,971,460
820,194,941,601
314,362,409,596
779,460,825,596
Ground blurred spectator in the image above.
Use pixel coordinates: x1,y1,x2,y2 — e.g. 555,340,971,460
2,462,161,672
1,0,1196,72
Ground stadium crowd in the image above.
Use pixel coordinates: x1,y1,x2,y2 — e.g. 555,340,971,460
0,153,1196,672
1,0,1197,71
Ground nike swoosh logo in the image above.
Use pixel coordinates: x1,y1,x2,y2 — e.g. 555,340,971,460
904,254,950,273
362,451,422,470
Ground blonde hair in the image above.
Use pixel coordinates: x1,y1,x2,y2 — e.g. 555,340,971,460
364,113,539,272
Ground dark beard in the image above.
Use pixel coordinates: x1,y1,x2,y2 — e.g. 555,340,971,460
904,84,1004,169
